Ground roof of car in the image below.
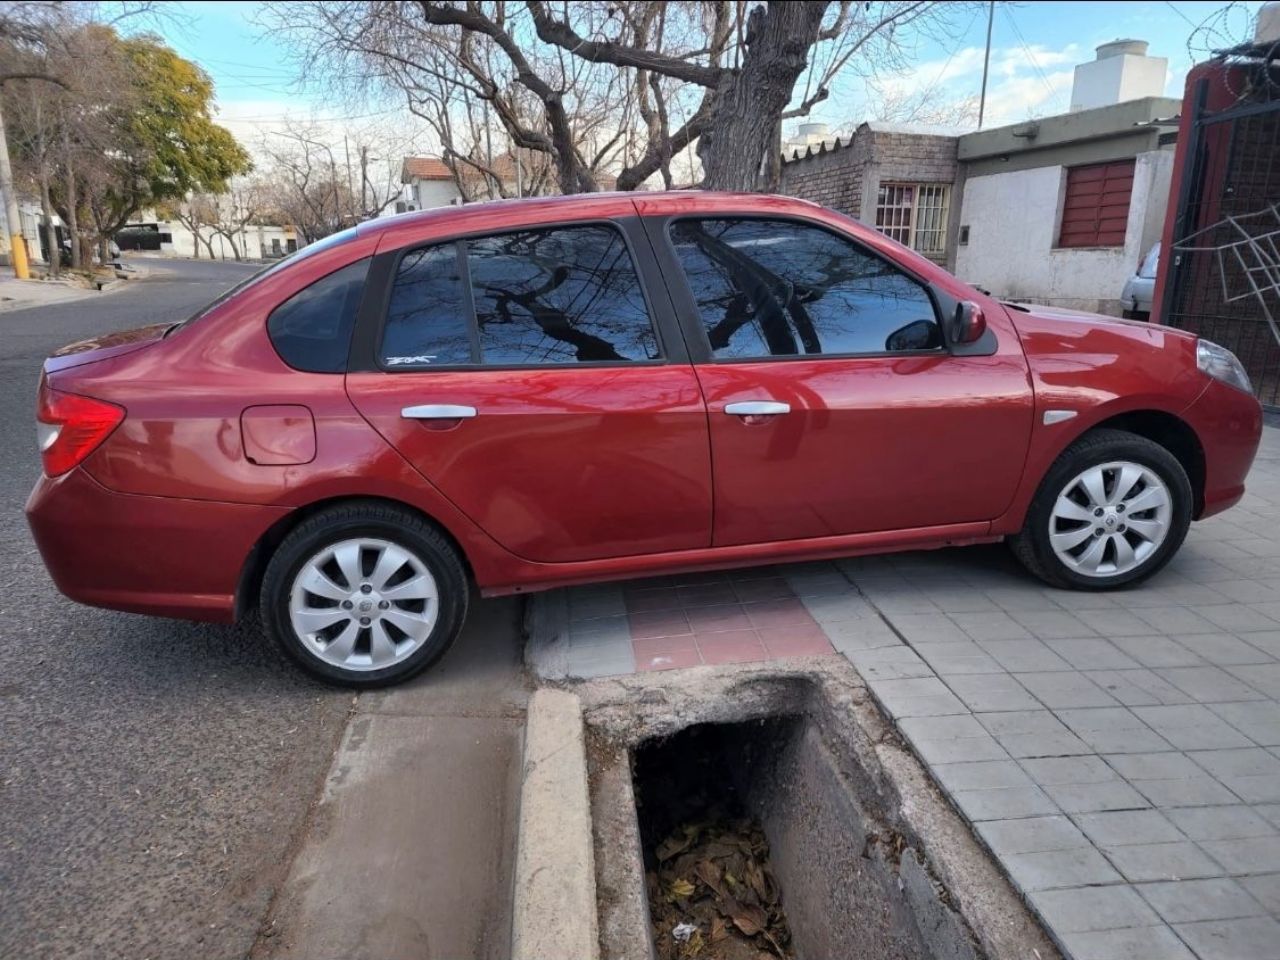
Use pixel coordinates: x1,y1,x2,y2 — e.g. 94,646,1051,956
360,190,825,240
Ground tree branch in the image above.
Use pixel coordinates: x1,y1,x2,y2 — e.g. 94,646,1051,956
523,0,722,87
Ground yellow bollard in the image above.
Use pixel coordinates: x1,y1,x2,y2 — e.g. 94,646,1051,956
9,233,28,279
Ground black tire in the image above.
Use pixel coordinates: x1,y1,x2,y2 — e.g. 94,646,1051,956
260,501,469,687
1010,429,1192,590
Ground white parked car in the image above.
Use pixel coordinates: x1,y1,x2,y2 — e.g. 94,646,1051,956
1121,242,1161,319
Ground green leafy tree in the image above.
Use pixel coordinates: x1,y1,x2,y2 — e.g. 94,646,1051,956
81,31,251,254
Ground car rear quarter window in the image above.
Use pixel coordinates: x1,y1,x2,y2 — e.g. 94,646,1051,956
670,218,941,359
266,258,370,373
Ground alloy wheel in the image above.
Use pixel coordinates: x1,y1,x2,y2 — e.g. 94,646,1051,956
288,537,439,671
1048,460,1172,578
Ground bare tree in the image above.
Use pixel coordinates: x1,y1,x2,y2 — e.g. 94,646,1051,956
257,119,410,242
163,193,218,258
209,179,273,260
266,1,969,194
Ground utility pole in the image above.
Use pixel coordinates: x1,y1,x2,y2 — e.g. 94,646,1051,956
359,145,368,218
978,0,995,130
343,135,355,223
0,98,31,279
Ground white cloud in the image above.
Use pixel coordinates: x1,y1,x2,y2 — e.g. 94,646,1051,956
212,99,435,165
814,42,1086,131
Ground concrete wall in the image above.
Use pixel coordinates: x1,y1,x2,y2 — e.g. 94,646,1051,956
954,149,1172,315
414,178,462,210
132,220,297,260
1070,54,1167,112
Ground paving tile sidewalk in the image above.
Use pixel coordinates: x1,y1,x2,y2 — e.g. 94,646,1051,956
836,424,1280,960
538,424,1280,960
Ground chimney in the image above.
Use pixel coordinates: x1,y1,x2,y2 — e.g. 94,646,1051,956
1069,39,1167,112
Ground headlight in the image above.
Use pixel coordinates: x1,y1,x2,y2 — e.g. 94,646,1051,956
1197,339,1253,394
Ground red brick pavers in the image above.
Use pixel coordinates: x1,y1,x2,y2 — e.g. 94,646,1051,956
623,567,836,671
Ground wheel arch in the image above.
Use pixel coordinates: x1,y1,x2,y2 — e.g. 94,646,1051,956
1084,409,1206,517
234,494,475,622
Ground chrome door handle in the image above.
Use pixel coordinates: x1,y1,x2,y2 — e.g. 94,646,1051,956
401,404,478,419
724,401,790,416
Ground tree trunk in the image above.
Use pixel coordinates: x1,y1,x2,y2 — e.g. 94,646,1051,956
189,225,200,258
62,161,81,270
38,173,58,278
199,233,216,259
698,2,830,192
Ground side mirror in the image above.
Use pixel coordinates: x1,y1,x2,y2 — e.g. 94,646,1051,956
884,318,942,352
949,301,987,344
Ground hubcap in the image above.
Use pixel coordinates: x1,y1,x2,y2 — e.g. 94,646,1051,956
1048,461,1172,578
288,538,439,671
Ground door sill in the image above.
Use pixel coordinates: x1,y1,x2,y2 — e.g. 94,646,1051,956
480,521,997,596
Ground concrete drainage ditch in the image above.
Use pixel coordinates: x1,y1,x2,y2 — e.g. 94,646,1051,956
509,659,1064,960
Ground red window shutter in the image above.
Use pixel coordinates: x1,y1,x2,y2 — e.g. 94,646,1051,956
1058,160,1135,248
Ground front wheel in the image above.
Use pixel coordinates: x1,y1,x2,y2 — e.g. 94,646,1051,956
260,502,469,686
1010,429,1192,590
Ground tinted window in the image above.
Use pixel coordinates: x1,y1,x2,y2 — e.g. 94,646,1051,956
670,219,941,359
382,244,473,366
266,258,370,372
467,225,658,364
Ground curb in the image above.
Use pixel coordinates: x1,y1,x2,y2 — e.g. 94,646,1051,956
512,688,599,960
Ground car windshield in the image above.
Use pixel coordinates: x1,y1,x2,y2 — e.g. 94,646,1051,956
164,225,365,336
1138,242,1161,279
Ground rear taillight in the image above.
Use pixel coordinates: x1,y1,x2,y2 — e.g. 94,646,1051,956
36,376,125,477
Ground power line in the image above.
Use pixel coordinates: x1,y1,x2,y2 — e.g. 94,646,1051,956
1002,7,1064,107
1163,1,1200,29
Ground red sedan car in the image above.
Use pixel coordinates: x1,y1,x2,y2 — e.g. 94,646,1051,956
27,193,1262,686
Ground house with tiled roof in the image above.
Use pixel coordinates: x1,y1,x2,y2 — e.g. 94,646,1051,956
394,157,464,214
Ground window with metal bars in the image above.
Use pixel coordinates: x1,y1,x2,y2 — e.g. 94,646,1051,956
874,182,951,258
1058,160,1135,248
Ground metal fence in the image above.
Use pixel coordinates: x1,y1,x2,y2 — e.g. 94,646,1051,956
1163,61,1280,409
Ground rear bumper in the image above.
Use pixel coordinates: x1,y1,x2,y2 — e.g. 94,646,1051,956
1183,378,1264,520
26,467,289,623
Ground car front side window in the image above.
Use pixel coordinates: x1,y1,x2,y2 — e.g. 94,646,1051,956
670,218,942,359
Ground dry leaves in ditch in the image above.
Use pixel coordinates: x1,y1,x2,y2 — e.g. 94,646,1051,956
648,816,793,960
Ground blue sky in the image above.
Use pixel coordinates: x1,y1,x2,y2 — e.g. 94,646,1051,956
149,1,1266,149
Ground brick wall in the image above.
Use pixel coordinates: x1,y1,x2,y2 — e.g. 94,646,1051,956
779,126,959,257
870,132,959,188
778,130,874,217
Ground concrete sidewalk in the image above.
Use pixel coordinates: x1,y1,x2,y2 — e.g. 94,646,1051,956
258,597,530,960
0,276,100,313
536,423,1280,960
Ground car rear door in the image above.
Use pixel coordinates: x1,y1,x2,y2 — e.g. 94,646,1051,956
640,210,1034,547
345,216,712,564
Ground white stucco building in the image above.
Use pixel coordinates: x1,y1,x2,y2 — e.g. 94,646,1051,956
952,41,1179,315
391,157,463,214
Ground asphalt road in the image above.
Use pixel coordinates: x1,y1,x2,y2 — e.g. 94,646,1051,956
0,260,360,960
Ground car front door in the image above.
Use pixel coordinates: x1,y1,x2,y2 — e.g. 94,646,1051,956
346,218,712,564
644,213,1034,547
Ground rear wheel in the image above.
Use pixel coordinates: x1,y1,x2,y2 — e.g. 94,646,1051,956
1010,429,1192,590
260,502,468,686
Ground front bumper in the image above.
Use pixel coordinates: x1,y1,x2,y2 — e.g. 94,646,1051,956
26,467,290,623
1182,378,1264,519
